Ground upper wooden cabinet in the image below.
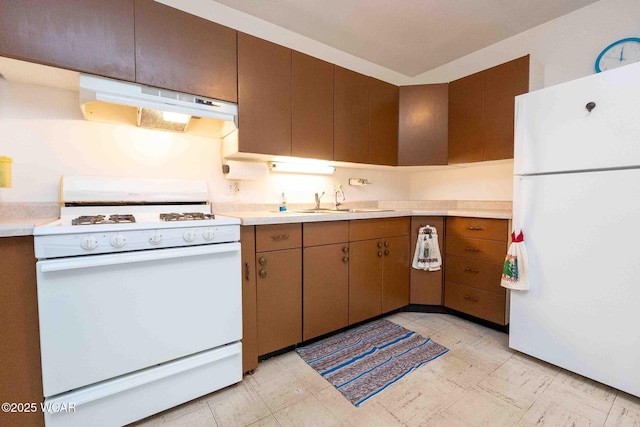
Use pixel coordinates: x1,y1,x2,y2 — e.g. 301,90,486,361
448,55,530,164
334,66,370,164
398,84,449,166
238,33,292,156
134,0,237,102
0,0,135,81
369,78,399,166
292,52,334,160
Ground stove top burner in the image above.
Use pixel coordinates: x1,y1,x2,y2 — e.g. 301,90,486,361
72,214,136,226
159,212,216,222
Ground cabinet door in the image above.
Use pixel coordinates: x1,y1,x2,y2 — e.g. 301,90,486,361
349,239,382,324
409,217,444,305
256,249,302,355
369,77,399,166
240,226,258,373
483,55,529,161
134,0,237,101
0,237,43,427
448,72,483,164
292,52,334,160
0,0,135,81
303,244,349,340
398,84,448,166
334,66,369,163
382,235,410,313
238,33,292,156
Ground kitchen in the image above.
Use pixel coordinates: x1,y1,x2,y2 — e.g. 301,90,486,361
1,0,640,426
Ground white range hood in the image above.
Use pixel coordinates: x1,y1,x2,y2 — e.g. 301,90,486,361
79,74,238,137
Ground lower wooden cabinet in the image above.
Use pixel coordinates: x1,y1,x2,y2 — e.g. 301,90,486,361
444,217,510,325
256,248,302,355
349,218,410,324
409,217,444,305
0,236,44,427
240,226,258,373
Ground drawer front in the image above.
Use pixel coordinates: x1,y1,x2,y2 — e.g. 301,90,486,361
303,221,349,247
445,235,507,264
256,224,302,252
446,217,508,241
444,282,506,325
349,217,410,241
445,255,505,294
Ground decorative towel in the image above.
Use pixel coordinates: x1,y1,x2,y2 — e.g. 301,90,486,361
501,231,529,290
412,225,442,271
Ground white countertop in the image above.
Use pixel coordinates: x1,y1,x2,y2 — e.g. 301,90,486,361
221,208,511,226
0,217,57,238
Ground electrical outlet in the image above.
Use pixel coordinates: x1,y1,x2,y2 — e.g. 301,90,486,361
226,182,240,195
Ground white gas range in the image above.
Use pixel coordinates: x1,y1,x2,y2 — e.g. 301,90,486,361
34,176,242,427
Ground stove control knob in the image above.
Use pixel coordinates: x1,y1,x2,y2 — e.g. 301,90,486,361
81,235,99,250
148,232,163,245
203,229,215,241
110,234,126,248
183,230,197,242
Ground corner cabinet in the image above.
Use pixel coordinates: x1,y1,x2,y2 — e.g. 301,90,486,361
398,84,449,166
349,218,410,324
254,224,302,355
444,217,510,325
134,0,237,102
0,237,44,427
448,55,530,163
409,217,445,305
237,33,292,156
0,0,136,81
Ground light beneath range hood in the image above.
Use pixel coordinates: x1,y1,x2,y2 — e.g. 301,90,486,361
79,74,238,137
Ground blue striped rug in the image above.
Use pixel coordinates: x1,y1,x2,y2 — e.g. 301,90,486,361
296,319,448,406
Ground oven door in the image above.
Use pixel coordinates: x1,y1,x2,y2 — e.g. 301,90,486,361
36,243,241,397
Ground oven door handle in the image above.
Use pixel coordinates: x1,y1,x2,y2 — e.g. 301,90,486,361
39,242,240,273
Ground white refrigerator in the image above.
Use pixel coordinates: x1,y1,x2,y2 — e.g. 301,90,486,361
510,61,640,398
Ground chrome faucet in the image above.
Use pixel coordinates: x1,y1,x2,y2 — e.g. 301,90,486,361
314,192,325,210
333,185,345,210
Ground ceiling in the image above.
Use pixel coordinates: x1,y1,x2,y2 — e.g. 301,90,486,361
212,0,600,77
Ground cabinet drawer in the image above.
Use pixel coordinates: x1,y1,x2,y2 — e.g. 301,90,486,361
446,217,508,241
303,221,349,247
444,282,506,325
349,217,410,241
445,255,504,294
256,224,302,252
445,235,507,264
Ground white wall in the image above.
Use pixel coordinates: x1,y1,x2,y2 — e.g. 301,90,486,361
407,0,640,201
0,80,410,204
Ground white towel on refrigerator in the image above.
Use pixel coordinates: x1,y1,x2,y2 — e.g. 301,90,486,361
412,225,442,271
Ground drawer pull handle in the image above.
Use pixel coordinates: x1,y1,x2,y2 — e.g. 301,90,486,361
259,257,267,265
244,263,250,280
259,269,267,278
343,256,349,263
464,294,479,302
464,267,480,273
343,246,349,253
466,226,483,231
384,241,389,247
377,251,383,257
377,242,383,248
464,247,481,252
384,250,390,256
271,234,290,241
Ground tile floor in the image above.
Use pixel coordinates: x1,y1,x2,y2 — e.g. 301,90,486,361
132,312,640,426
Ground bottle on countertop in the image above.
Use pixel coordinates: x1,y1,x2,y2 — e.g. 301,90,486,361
279,192,287,212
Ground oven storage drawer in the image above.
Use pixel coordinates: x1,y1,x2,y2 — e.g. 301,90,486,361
44,343,242,427
37,243,242,397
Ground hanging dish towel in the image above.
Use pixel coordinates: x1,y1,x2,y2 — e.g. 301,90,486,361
501,231,529,290
501,175,530,290
412,225,442,271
